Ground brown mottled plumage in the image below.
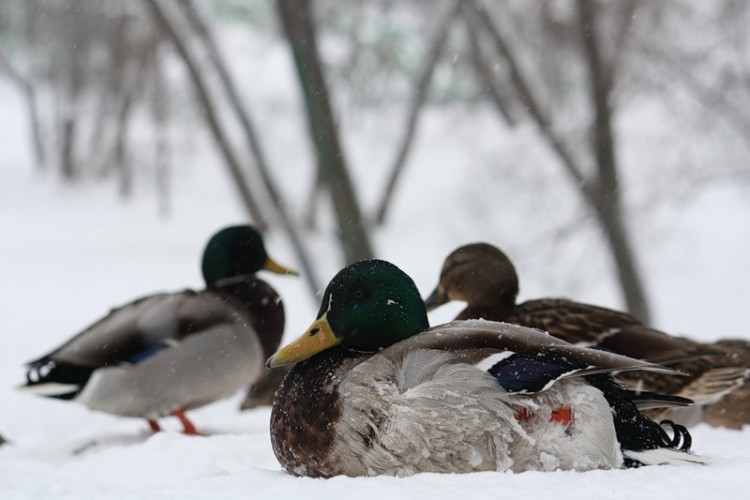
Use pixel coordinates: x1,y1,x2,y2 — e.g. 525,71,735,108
702,339,750,429
270,350,360,476
425,243,749,427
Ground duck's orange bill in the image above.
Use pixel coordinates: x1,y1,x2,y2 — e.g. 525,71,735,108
263,256,299,276
266,313,341,368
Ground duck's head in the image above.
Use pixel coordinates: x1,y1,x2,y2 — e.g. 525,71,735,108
201,225,298,286
424,243,519,312
267,259,429,367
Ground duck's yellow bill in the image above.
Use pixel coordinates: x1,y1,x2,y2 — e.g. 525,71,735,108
266,314,341,368
263,256,299,276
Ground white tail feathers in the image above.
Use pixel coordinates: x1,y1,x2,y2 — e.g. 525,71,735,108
17,382,80,397
623,448,710,466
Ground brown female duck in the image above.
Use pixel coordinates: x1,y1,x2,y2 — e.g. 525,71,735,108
425,243,749,426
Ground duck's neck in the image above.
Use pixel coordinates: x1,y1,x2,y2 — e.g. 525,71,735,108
458,274,519,322
456,302,515,322
210,276,285,359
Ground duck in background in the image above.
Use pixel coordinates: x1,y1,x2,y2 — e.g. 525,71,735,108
240,366,290,410
424,243,749,427
267,259,702,478
21,225,297,434
702,339,750,429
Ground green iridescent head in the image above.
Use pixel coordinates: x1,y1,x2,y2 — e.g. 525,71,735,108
201,225,297,285
267,259,430,367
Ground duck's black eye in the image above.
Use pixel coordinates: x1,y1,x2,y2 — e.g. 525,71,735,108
353,289,365,300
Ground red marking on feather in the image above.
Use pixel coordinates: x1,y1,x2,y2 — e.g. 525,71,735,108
550,407,574,425
513,406,574,425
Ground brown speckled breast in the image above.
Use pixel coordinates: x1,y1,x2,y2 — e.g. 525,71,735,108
270,348,365,477
213,278,286,360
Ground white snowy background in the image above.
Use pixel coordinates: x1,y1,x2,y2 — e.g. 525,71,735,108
1,4,749,499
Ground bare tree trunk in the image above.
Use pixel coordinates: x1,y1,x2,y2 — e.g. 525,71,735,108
175,0,323,295
463,14,516,127
304,168,324,229
88,89,115,177
601,0,639,93
114,92,134,199
466,0,651,322
60,119,77,180
144,0,269,231
57,9,89,182
463,0,589,189
151,51,171,218
26,84,46,170
276,0,374,264
108,10,133,198
374,1,463,225
577,0,650,323
0,50,46,170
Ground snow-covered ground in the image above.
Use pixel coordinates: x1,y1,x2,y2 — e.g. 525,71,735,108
2,17,750,499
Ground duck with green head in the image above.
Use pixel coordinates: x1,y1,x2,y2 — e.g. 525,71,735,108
22,225,297,434
424,243,749,427
268,259,703,478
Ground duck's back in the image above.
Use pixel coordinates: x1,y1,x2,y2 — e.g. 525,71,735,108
29,290,266,418
507,298,723,360
334,348,623,476
507,299,642,346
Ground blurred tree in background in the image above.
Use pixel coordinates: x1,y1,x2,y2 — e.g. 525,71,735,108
1,0,749,315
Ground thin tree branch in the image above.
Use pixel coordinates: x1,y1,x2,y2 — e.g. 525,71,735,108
578,1,617,195
276,0,374,264
464,0,593,202
467,0,650,320
374,0,463,225
577,0,651,322
463,10,516,127
600,0,639,93
143,0,269,231
637,40,750,143
113,91,134,198
0,49,28,89
303,169,324,229
151,52,172,218
175,0,323,295
0,49,46,169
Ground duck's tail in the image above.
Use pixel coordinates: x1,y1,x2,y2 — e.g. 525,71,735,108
586,374,707,467
622,446,710,466
19,359,94,400
629,391,694,411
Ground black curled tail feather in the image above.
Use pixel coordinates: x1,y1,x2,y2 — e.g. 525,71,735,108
660,420,692,452
23,360,94,400
584,375,695,467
